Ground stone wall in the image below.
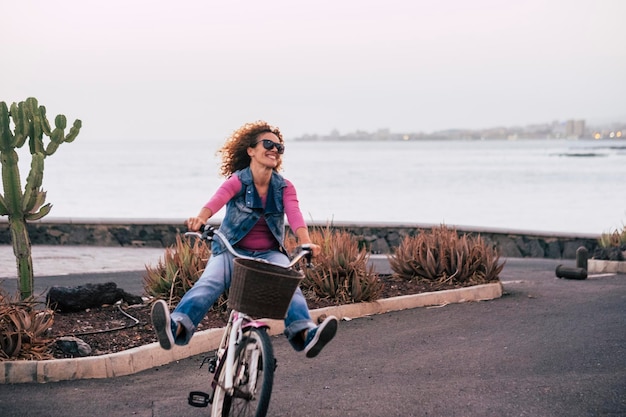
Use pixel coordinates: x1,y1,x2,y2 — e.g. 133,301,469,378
0,219,600,259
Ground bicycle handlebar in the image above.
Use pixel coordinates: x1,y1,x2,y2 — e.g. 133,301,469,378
184,224,314,269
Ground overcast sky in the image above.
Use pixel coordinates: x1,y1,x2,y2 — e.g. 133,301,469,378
3,0,625,143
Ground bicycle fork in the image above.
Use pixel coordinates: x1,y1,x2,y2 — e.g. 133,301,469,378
222,314,245,393
188,312,259,408
188,314,238,408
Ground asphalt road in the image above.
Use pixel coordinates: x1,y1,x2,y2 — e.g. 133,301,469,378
1,258,625,417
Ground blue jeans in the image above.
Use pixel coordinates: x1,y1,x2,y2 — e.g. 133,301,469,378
170,249,316,351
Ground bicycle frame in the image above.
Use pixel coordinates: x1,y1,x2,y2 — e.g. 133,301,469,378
217,310,270,395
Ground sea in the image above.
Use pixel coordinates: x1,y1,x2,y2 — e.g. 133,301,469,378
15,138,626,236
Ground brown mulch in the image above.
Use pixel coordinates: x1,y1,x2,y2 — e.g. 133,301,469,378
47,276,470,359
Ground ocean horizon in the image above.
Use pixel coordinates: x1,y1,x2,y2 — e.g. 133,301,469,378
13,137,626,236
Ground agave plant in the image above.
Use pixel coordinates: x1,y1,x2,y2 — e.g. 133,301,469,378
299,225,382,304
598,225,626,249
143,235,228,310
390,225,504,285
0,289,55,361
594,223,626,260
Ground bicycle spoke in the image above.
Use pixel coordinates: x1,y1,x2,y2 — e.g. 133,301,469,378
212,327,274,417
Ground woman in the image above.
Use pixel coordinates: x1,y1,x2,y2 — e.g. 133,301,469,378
151,121,338,358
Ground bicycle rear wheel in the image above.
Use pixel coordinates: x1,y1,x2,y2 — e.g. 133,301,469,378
211,327,275,417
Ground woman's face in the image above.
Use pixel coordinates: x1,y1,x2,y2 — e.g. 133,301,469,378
247,132,283,169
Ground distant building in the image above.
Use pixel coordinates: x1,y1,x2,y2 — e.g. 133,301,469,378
565,119,586,138
289,117,625,142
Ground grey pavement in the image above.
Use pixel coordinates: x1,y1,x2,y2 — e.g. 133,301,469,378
0,247,625,416
0,245,394,297
0,244,166,285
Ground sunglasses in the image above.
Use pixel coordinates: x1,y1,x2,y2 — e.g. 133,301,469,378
255,139,285,154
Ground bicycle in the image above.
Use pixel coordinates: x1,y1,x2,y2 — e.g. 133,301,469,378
185,225,313,417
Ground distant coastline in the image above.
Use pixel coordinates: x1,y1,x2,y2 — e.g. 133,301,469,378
292,119,626,142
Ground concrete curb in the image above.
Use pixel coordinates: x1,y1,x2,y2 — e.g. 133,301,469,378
588,259,626,274
1,282,502,384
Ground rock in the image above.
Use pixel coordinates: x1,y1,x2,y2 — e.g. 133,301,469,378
56,336,92,357
46,282,144,312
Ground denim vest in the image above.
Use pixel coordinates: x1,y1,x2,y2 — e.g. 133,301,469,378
212,167,288,255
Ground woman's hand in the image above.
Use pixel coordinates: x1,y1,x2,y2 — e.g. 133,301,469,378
309,243,321,257
186,208,212,232
294,227,321,257
185,216,206,232
301,243,321,257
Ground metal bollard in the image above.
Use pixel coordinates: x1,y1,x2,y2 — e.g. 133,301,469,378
576,246,588,270
555,264,587,280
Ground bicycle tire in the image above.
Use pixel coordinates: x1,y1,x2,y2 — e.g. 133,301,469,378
211,327,275,417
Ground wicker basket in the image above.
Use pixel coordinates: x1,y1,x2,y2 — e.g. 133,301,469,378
229,258,304,319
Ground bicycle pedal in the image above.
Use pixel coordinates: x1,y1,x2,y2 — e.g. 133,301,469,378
188,391,212,407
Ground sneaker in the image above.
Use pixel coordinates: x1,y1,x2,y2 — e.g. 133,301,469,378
304,316,338,358
151,300,174,350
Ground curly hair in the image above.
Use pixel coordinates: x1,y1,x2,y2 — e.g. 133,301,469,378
218,121,284,177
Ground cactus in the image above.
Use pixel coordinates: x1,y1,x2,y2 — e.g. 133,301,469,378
0,97,81,299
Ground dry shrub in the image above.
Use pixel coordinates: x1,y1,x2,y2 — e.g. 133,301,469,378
0,289,55,361
143,235,228,311
599,225,626,249
300,225,382,304
595,224,626,260
390,225,504,285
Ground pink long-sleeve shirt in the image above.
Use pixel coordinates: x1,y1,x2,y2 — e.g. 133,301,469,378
203,175,307,251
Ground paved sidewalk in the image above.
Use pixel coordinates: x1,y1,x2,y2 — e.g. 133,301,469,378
0,245,166,279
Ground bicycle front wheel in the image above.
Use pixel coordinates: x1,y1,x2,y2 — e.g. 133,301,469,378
211,327,275,417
